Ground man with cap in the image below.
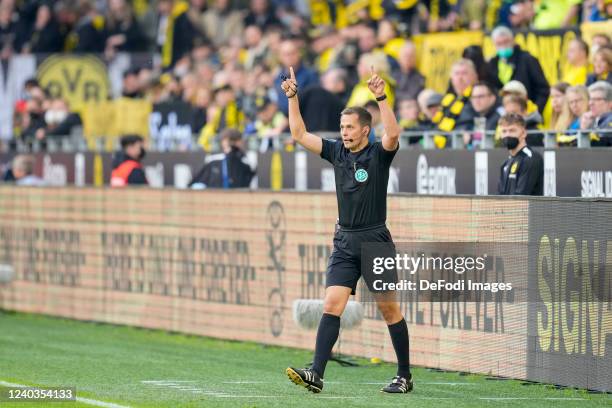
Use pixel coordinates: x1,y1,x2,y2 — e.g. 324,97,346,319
110,134,148,187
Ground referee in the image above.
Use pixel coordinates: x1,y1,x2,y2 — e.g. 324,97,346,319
283,66,412,394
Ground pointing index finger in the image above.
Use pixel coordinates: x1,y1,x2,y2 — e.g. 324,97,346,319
289,66,296,81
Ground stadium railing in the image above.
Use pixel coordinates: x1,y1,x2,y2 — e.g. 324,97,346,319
3,128,610,154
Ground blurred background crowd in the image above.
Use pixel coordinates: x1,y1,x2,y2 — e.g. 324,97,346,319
2,0,611,152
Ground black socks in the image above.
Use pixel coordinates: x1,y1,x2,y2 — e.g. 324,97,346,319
388,318,411,378
311,313,341,378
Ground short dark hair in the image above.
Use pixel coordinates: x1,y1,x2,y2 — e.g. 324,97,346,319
120,134,144,148
472,81,498,96
220,128,243,143
363,100,379,111
341,106,372,128
499,112,526,128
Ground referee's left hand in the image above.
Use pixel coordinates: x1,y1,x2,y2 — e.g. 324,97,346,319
367,66,385,99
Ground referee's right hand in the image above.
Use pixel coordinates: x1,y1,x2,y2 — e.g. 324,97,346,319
281,66,298,99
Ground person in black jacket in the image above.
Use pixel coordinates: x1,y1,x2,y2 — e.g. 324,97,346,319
189,129,254,189
497,113,543,196
487,26,550,113
110,135,148,187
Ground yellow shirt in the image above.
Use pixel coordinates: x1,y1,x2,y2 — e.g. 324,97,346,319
347,81,395,109
562,64,590,86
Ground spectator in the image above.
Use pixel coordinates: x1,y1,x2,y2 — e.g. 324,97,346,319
502,93,543,146
533,0,581,29
36,98,83,140
110,134,148,187
460,0,486,30
487,26,550,113
582,81,612,146
397,98,420,130
244,0,280,30
11,155,45,186
435,58,478,147
364,100,384,140
0,0,21,58
122,68,144,98
199,0,245,48
416,89,443,130
500,80,540,117
273,38,319,115
496,0,536,29
462,45,497,85
198,84,245,151
105,0,147,56
347,52,395,109
566,85,589,130
471,82,501,128
247,95,288,152
299,68,346,132
19,2,64,53
424,0,460,33
588,0,612,21
157,0,196,68
590,33,611,56
393,41,425,102
71,0,107,53
190,128,254,189
549,82,572,131
469,81,502,147
586,47,611,86
562,38,590,86
497,113,543,196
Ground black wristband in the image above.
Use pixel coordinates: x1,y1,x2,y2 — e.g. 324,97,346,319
375,94,387,102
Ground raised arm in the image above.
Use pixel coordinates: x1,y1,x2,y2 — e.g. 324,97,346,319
281,66,322,155
368,67,400,151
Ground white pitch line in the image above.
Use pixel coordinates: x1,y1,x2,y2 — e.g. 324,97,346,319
0,381,130,408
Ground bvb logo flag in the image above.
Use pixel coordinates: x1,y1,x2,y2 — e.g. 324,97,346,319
37,55,110,113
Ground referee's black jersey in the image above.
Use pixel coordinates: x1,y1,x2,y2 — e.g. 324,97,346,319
497,145,543,196
321,139,398,229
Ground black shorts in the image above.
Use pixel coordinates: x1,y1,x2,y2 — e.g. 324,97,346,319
325,222,397,295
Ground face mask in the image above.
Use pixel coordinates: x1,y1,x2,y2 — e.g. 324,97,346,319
502,136,519,150
45,110,68,125
497,47,513,59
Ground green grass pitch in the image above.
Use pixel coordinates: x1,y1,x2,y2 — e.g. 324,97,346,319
0,311,609,408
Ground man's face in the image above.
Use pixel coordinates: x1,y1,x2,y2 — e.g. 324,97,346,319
358,27,377,53
503,102,524,116
257,103,276,123
398,45,416,72
471,85,496,114
567,91,588,117
567,40,586,65
340,113,369,150
493,34,514,52
126,141,144,160
279,41,300,69
399,99,419,121
588,90,611,117
500,123,526,145
450,64,476,94
158,0,173,15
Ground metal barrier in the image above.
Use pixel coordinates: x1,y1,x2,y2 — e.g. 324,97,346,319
2,128,610,154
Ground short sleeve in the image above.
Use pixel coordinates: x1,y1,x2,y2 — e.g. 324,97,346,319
377,141,399,166
320,138,340,164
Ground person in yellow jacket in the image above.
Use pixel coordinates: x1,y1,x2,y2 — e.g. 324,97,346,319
347,51,396,108
562,38,591,86
198,84,245,152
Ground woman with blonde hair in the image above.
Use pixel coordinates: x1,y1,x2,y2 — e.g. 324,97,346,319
557,85,589,146
549,82,572,131
566,85,590,130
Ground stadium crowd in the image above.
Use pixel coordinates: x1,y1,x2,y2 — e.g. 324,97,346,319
3,0,612,151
